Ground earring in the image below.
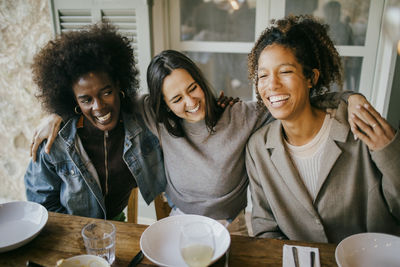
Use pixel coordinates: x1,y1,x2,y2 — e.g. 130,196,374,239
74,105,82,114
120,91,125,98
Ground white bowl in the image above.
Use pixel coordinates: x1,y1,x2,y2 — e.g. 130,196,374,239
57,255,110,267
0,201,48,252
335,232,400,267
140,215,231,267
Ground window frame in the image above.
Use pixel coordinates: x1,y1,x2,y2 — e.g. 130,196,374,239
48,0,152,92
166,0,396,115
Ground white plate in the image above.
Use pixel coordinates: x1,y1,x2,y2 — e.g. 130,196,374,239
57,255,110,267
0,201,48,252
140,214,231,267
335,232,400,267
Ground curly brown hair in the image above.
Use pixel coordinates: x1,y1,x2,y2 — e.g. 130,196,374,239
32,23,139,119
248,15,343,111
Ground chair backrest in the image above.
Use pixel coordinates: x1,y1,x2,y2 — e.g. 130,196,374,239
127,187,138,223
127,190,171,223
154,193,171,220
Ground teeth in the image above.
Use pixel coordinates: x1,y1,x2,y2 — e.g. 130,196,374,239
96,112,111,122
269,95,289,103
187,103,200,113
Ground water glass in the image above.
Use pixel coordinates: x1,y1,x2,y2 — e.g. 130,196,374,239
180,221,215,267
81,221,116,264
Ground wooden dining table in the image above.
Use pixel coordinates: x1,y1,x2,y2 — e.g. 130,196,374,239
0,212,338,266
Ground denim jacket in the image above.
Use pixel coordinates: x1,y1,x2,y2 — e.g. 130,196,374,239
24,111,166,219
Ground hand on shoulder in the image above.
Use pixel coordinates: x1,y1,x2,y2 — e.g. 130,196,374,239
31,114,63,161
350,103,396,151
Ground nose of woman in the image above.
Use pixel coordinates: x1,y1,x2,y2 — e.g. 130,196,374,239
267,74,282,91
258,74,281,96
92,97,105,111
184,94,197,107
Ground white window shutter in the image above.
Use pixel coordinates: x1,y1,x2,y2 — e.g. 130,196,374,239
49,0,152,92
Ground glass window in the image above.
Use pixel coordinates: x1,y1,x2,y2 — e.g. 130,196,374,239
180,0,256,42
342,56,363,92
329,57,363,92
285,0,370,46
285,0,319,16
184,51,253,100
284,0,368,93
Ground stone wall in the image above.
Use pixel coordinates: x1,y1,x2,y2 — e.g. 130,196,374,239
0,0,52,202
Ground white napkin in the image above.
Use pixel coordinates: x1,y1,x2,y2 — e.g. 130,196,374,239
282,244,320,267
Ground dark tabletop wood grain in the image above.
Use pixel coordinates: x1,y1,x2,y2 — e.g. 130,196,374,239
0,212,338,267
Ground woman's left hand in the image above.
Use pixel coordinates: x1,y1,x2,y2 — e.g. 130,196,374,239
347,94,370,131
351,103,396,151
217,91,240,108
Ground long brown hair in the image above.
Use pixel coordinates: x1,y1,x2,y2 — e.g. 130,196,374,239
147,50,223,137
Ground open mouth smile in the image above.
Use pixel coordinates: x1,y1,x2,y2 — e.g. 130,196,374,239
186,103,200,113
268,95,289,107
95,112,111,123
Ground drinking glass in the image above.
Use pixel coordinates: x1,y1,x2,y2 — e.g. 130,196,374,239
81,221,116,264
179,221,215,267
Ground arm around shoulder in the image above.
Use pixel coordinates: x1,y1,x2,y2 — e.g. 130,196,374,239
134,94,159,136
371,129,400,217
311,90,361,109
371,128,400,180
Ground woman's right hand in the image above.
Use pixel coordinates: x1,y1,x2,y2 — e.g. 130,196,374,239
351,104,396,151
31,114,63,162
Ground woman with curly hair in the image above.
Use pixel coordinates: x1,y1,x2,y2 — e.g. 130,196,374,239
246,15,400,243
24,23,166,220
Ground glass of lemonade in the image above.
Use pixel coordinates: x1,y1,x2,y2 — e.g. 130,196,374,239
81,221,116,264
180,221,215,267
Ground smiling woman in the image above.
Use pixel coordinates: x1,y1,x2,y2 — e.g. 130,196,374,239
257,44,321,129
146,50,223,138
161,68,206,123
72,72,121,132
246,15,400,243
24,23,166,220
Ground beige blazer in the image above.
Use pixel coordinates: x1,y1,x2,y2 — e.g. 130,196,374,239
246,101,400,243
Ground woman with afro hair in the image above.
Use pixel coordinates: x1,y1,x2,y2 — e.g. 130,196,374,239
246,15,400,243
24,23,166,220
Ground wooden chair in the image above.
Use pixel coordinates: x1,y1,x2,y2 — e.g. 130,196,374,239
127,187,138,223
127,190,171,223
154,193,171,220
